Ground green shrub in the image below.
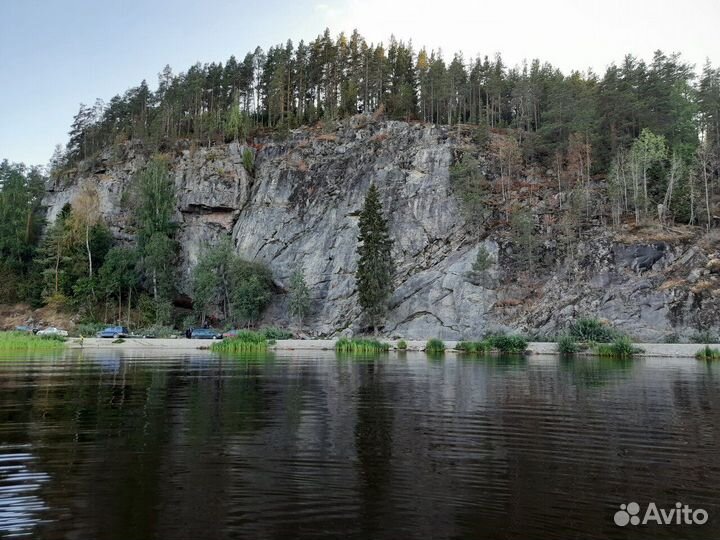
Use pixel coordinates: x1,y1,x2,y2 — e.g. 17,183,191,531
557,334,579,355
569,318,618,342
456,340,491,353
212,331,267,353
425,338,446,353
396,340,407,350
595,336,640,358
456,340,475,352
242,148,254,174
260,327,293,340
471,245,493,272
487,334,528,353
335,338,390,353
449,154,490,227
0,331,66,351
229,259,274,326
456,336,527,354
696,346,720,361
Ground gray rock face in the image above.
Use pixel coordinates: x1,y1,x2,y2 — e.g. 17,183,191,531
614,243,668,272
42,120,720,340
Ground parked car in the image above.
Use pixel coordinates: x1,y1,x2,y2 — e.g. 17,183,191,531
98,326,130,338
190,328,223,340
36,327,68,337
15,325,35,333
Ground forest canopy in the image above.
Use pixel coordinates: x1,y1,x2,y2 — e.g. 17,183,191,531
49,29,719,176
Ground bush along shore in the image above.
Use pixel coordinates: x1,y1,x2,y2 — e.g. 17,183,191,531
455,335,528,355
0,331,66,351
6,314,705,361
211,331,268,353
696,346,720,361
538,318,646,359
335,338,390,353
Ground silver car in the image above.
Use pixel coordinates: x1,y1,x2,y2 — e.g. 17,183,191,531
36,327,69,337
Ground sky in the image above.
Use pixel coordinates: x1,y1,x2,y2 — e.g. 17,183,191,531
1,0,718,166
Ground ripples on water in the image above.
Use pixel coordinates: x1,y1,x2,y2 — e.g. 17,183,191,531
0,446,49,537
0,350,718,539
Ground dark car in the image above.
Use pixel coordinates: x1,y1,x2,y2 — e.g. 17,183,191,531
98,326,130,338
190,328,223,340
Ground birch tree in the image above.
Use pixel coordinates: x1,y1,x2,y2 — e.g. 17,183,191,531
70,185,101,279
630,129,667,221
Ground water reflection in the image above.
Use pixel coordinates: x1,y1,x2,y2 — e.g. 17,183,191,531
458,353,529,371
355,362,394,538
559,356,635,387
0,351,718,539
0,447,49,538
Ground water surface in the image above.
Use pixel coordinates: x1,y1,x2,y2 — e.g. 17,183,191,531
0,350,718,539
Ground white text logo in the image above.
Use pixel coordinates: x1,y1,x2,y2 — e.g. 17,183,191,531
614,502,708,527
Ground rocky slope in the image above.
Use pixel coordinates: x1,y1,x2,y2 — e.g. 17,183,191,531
43,119,720,340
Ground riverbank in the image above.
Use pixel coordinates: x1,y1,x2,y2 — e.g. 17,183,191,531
65,338,719,359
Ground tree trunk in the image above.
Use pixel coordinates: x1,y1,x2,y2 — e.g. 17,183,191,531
703,164,711,232
690,171,696,225
556,154,562,210
54,245,61,294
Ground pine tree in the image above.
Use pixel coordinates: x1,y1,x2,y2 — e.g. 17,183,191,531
471,245,493,273
356,184,394,334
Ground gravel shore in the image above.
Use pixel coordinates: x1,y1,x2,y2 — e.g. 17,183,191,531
67,338,717,358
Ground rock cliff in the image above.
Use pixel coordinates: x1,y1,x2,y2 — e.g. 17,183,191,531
43,119,720,340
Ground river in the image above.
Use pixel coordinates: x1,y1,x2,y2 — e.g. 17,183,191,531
0,350,718,539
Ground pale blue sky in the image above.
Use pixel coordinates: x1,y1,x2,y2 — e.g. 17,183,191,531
1,0,718,166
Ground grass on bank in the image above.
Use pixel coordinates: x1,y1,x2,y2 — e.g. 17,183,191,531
425,338,446,353
456,340,491,354
456,334,528,354
561,318,643,359
335,338,390,353
557,334,579,355
211,330,268,353
0,331,66,351
696,346,720,361
568,318,619,342
594,336,642,359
